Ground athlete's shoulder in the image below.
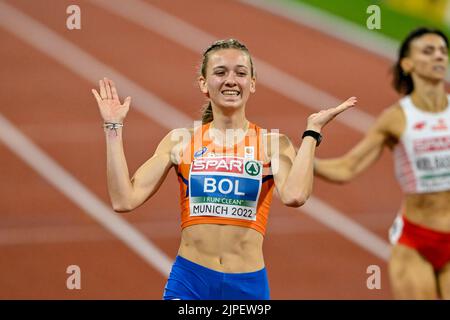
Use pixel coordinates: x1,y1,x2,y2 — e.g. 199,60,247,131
375,102,404,126
162,127,194,146
167,127,194,138
381,101,403,117
262,132,295,162
263,132,292,147
373,102,405,142
159,128,194,165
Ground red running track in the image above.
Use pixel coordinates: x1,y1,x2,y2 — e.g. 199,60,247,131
0,0,413,299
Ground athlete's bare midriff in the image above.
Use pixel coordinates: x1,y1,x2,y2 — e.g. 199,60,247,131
178,224,265,273
404,191,450,232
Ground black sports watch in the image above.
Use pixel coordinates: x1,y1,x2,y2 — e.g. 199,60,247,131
302,130,322,146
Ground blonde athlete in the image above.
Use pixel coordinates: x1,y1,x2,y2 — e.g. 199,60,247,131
315,28,450,300
92,39,355,299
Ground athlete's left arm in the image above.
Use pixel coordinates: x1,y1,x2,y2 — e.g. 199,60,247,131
271,133,317,207
272,97,357,207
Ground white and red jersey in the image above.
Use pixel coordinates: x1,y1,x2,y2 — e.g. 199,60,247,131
393,95,450,194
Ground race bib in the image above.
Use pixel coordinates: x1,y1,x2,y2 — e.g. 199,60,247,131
189,156,262,221
415,154,450,191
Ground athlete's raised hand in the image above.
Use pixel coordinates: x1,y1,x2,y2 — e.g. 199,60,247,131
306,97,357,132
92,77,131,123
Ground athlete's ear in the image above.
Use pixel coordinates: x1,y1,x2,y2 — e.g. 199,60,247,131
198,76,209,97
250,76,256,94
400,57,413,75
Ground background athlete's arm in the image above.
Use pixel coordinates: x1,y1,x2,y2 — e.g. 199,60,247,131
314,105,403,183
92,77,177,212
272,97,357,207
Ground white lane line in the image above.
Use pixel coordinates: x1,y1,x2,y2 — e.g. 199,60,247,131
0,2,190,130
90,0,375,133
302,198,390,261
0,2,390,261
0,113,172,276
240,0,450,83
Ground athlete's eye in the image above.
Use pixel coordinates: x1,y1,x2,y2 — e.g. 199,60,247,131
422,47,433,55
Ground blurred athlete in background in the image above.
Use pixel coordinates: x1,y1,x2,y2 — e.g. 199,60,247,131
315,27,450,299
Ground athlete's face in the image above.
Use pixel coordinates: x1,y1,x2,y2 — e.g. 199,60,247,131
198,49,256,110
401,33,448,82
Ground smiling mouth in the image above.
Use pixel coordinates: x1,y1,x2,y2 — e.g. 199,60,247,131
433,65,446,72
221,90,240,96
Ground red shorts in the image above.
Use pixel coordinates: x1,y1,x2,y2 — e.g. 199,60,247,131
391,215,450,271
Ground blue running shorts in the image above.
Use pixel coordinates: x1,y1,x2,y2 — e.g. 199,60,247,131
163,255,270,300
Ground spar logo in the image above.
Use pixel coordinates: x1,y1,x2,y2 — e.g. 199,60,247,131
245,160,260,176
192,157,244,173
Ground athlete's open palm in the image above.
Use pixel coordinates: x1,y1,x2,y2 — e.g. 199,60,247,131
307,96,357,131
92,77,131,123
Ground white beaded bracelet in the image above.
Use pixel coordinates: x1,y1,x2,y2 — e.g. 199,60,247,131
103,122,123,135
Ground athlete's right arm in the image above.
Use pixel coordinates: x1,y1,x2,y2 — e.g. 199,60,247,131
105,129,178,212
92,77,180,212
314,105,403,183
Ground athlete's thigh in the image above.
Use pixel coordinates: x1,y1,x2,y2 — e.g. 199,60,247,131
388,244,438,299
438,262,450,300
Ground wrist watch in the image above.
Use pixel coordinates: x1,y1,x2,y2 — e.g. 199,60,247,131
302,130,322,146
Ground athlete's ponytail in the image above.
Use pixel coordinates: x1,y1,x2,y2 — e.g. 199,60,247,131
201,102,213,124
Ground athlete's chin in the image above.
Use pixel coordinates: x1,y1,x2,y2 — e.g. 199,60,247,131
217,101,245,109
421,72,447,82
424,76,447,85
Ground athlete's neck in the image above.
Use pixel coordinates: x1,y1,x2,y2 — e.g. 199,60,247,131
208,107,249,147
410,78,447,113
210,105,248,131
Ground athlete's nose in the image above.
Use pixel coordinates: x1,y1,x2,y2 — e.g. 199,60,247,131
434,48,447,61
224,72,237,86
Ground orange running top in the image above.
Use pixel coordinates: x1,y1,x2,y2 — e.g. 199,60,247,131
176,122,275,236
